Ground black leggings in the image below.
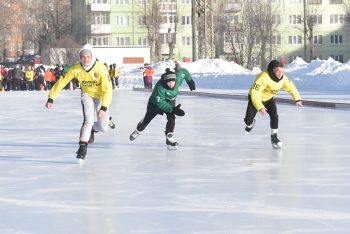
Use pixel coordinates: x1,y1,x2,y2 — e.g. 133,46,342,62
244,95,279,129
136,101,176,134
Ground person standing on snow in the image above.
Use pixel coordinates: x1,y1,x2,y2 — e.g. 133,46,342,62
174,60,196,91
129,69,185,149
45,44,114,161
143,63,154,89
243,59,303,149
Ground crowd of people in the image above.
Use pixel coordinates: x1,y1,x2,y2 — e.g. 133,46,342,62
0,64,65,91
0,62,120,92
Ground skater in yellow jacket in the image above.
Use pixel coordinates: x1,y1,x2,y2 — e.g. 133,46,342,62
45,44,113,160
244,59,303,148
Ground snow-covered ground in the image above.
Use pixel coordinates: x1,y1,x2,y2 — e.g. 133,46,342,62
0,90,350,234
118,57,350,95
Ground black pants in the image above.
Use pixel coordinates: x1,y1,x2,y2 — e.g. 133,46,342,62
244,95,279,129
136,101,175,135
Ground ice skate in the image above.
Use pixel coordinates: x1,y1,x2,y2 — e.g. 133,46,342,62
76,142,88,160
129,129,140,141
166,132,178,150
109,117,116,129
245,119,256,134
271,133,283,149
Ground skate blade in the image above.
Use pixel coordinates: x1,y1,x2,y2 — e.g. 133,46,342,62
272,142,283,149
77,158,84,168
167,145,178,150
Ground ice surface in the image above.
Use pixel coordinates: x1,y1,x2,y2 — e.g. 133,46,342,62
0,90,350,234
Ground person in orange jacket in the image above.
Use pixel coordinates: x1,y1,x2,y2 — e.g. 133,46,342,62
142,63,154,89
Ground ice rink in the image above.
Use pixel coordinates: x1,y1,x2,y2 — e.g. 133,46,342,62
0,90,349,234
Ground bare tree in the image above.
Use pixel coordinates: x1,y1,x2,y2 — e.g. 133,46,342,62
0,2,12,61
26,0,72,54
217,1,280,68
141,0,162,62
299,3,322,61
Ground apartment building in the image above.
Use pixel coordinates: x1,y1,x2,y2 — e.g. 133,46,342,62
87,0,349,64
221,0,349,64
274,0,348,62
88,0,193,61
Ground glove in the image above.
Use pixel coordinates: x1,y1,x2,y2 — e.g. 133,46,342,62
187,79,196,91
172,104,185,116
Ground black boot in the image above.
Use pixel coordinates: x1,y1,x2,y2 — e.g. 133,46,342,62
88,129,96,144
76,142,88,160
271,133,283,149
109,117,116,129
245,119,256,134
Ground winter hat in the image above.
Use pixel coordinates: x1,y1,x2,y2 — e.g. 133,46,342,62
161,71,176,82
78,44,93,58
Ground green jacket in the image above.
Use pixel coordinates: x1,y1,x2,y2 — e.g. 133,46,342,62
149,81,178,113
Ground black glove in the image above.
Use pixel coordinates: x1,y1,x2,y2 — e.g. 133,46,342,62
187,79,196,91
172,104,185,116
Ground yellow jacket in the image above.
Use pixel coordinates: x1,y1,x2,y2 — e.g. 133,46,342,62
25,70,35,81
249,71,301,111
48,60,112,109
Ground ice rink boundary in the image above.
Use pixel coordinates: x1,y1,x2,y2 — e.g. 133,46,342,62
132,87,350,110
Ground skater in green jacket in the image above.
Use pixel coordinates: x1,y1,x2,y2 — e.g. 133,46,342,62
174,60,196,91
129,69,185,149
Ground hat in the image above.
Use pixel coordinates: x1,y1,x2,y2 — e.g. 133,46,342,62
78,44,93,58
162,73,176,82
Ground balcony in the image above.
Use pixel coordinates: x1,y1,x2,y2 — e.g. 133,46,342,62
91,24,112,34
90,3,110,12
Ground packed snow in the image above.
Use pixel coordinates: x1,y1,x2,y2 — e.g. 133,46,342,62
118,57,350,94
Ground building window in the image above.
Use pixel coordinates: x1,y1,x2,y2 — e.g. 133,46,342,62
289,0,301,3
311,14,322,24
115,16,129,26
313,35,323,44
138,16,146,25
330,54,343,62
137,0,148,4
181,0,191,4
161,2,176,11
289,15,301,24
92,0,108,3
160,33,176,45
272,15,281,24
162,12,176,24
138,37,148,46
308,0,322,4
116,37,130,46
182,16,191,25
330,35,343,44
330,14,344,24
271,35,281,44
288,35,302,44
115,0,129,4
182,36,192,46
92,35,110,46
91,12,110,25
330,0,342,3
